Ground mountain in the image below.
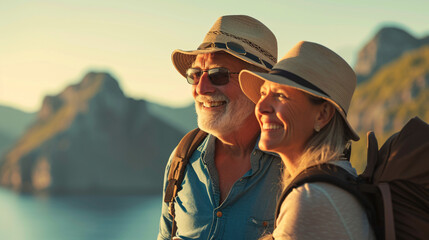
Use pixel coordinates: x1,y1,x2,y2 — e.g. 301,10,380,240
354,26,429,84
350,45,429,134
0,132,14,158
146,102,197,133
0,72,184,194
349,44,429,171
0,105,36,157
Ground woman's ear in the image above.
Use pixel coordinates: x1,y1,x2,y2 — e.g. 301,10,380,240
314,102,335,130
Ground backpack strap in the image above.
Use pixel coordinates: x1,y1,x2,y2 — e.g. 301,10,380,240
163,128,208,239
378,183,395,240
274,163,374,228
361,131,396,239
360,131,379,182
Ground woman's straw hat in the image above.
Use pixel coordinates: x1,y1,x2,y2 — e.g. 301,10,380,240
239,41,360,141
171,15,278,77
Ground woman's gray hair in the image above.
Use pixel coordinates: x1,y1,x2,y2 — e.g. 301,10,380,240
284,108,349,188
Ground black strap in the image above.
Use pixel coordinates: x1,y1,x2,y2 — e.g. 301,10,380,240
269,69,330,97
163,128,208,239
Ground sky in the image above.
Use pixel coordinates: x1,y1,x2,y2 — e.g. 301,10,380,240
1,0,429,112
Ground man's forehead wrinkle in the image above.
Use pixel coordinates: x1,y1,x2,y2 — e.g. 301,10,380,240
192,53,244,71
192,54,211,69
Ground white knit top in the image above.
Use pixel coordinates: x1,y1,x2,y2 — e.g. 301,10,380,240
273,161,376,240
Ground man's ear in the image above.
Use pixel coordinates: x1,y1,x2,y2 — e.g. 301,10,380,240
315,102,335,130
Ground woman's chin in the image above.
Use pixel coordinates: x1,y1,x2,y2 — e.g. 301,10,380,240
258,141,278,153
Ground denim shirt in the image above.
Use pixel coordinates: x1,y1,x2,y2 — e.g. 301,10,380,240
157,134,282,240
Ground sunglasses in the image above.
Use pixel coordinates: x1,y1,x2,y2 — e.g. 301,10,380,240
198,41,274,69
186,67,239,85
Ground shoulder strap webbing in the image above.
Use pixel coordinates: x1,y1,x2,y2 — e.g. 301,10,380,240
164,128,207,203
274,164,374,228
163,128,207,239
378,182,395,240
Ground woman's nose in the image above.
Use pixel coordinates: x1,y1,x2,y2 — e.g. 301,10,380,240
256,95,273,115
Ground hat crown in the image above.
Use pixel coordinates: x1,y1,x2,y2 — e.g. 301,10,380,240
171,15,278,78
203,15,277,64
275,41,356,114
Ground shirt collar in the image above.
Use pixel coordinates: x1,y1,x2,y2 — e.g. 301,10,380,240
200,134,280,173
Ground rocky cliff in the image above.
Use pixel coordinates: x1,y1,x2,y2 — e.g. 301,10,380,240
0,72,183,194
350,45,429,135
354,26,429,84
350,45,429,172
0,106,35,157
147,102,197,133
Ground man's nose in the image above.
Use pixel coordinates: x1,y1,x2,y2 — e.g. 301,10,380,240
195,72,216,95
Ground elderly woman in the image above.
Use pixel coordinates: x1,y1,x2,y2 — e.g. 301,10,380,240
239,41,375,240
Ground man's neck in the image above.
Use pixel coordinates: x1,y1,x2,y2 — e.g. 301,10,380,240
212,118,260,203
213,119,260,158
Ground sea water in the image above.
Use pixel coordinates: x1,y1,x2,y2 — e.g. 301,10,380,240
0,188,162,240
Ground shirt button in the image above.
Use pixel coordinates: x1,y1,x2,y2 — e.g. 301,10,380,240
216,211,223,217
253,151,257,155
262,221,268,227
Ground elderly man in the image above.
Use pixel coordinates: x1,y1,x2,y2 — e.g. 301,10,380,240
158,15,282,240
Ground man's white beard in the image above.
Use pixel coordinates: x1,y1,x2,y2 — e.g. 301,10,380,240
195,92,255,136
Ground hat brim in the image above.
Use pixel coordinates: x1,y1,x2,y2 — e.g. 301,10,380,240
172,48,270,78
239,70,360,141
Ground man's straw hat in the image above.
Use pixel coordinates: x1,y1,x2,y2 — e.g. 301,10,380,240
239,41,360,141
172,15,278,77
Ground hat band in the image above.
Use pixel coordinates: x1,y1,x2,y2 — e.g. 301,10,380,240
269,69,329,97
198,42,274,69
207,30,277,62
269,69,348,116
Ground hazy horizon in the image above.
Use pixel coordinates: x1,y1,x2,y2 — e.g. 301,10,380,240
1,0,429,112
